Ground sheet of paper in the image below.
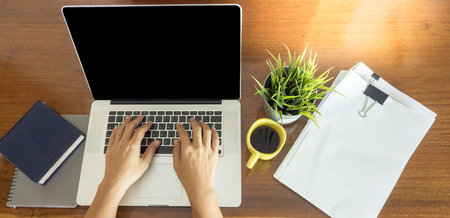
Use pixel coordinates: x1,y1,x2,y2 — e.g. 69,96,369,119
275,71,433,218
276,62,436,180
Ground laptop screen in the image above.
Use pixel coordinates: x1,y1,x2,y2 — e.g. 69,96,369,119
63,5,241,101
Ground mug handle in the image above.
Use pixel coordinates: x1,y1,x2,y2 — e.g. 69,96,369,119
247,153,260,169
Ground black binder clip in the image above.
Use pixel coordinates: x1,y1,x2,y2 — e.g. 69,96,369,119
359,73,388,118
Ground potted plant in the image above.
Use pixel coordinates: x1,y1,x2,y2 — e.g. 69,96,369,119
253,44,339,126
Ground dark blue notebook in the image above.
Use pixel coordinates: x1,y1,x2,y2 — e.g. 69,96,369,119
0,100,85,185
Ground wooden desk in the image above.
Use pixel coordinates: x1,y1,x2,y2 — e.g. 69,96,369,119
1,0,449,217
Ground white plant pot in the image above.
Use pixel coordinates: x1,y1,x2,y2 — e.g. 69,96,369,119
264,99,301,125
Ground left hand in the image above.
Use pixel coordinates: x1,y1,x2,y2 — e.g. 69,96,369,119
85,114,160,218
102,114,160,195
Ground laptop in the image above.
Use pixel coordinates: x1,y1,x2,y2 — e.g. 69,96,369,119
62,4,242,207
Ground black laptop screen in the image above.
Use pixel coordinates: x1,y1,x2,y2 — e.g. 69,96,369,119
63,5,241,101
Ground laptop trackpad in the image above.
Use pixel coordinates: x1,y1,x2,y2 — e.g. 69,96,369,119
135,163,183,199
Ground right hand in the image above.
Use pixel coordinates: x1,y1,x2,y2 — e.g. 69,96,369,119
173,118,219,197
172,118,223,218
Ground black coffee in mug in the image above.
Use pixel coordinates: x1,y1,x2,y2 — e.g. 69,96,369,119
250,126,280,154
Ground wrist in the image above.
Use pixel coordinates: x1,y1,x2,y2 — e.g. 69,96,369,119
186,184,217,206
85,179,127,218
96,180,128,204
186,186,222,218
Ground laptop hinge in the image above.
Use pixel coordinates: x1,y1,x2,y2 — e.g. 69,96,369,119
110,100,222,105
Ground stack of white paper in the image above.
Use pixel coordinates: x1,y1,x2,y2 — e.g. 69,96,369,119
274,62,436,218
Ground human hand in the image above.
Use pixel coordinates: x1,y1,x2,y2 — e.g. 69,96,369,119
102,114,160,196
85,114,160,218
173,118,223,218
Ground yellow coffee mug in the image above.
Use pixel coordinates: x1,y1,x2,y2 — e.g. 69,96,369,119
246,118,286,169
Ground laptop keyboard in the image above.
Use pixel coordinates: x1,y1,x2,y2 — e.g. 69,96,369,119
105,110,224,156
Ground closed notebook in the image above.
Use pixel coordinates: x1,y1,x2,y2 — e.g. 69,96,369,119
7,115,88,208
0,100,85,185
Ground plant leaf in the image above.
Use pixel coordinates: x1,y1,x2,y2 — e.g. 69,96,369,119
252,76,271,97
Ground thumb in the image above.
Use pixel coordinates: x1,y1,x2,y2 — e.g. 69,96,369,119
142,140,160,164
172,139,181,169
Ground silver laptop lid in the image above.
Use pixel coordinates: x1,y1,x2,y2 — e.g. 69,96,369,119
62,5,241,102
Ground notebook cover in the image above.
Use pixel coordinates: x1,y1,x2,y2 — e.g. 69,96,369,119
6,115,88,208
0,100,85,184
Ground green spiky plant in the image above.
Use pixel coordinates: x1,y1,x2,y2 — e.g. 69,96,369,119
253,44,340,126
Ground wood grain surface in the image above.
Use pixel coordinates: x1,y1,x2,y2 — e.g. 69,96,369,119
0,0,449,217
